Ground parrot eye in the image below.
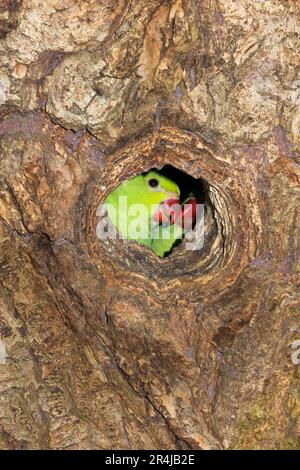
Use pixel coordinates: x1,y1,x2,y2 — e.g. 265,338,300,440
148,178,159,188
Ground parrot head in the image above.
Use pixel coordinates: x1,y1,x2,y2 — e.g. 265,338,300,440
109,170,180,220
139,171,182,226
142,170,180,209
139,171,182,227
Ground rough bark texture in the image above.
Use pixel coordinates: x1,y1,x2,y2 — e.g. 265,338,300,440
0,0,299,450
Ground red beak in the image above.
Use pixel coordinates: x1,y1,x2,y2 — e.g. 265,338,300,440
154,198,181,225
154,196,199,230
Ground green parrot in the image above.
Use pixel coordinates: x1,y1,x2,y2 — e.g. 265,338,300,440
104,170,183,257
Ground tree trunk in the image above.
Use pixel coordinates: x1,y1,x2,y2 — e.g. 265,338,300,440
0,0,299,450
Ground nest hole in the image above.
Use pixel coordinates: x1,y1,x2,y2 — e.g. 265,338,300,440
98,164,217,270
88,158,233,281
103,164,210,259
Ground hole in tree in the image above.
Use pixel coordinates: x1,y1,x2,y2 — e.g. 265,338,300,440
102,164,208,259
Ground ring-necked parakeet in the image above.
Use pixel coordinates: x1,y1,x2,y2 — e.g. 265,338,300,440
104,170,196,257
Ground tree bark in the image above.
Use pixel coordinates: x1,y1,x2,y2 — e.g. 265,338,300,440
0,0,299,450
